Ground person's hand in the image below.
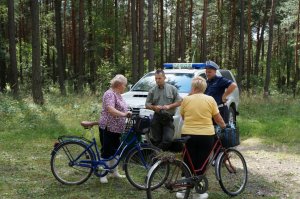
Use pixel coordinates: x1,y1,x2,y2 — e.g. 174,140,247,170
222,94,228,103
126,111,132,118
124,111,132,118
153,105,163,112
162,105,170,110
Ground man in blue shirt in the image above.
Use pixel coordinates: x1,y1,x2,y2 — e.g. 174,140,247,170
204,61,237,124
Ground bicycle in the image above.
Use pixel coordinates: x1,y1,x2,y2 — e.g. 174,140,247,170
50,115,159,190
146,126,248,198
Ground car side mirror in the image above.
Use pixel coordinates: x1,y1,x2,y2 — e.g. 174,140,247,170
127,84,132,90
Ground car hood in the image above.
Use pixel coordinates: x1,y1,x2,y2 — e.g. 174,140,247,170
122,91,188,109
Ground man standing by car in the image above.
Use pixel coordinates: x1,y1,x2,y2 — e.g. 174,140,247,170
204,61,237,124
146,69,182,151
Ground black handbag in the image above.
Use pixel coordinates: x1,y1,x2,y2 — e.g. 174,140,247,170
134,116,151,134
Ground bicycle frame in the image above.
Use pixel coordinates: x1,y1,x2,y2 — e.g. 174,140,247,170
181,135,224,175
58,122,148,175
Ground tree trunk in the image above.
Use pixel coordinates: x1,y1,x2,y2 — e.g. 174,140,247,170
87,0,96,93
159,0,164,66
7,0,19,97
77,0,84,93
31,0,44,104
19,0,24,85
54,0,66,95
175,0,180,61
246,0,252,92
138,0,144,78
180,0,186,61
0,18,6,92
71,0,78,92
238,0,245,88
216,0,223,65
188,0,193,51
294,0,300,96
264,0,276,98
201,0,208,62
114,0,123,74
63,0,68,81
131,0,138,83
148,0,154,71
228,0,236,69
254,0,269,76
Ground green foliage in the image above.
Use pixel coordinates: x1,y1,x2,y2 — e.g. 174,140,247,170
1,92,290,199
0,93,101,141
238,93,300,144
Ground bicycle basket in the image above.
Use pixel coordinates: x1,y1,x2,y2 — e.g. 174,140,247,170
218,126,240,148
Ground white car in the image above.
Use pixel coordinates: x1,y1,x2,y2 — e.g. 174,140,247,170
122,63,239,139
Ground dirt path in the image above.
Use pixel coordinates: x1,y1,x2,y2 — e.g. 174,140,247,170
237,138,300,199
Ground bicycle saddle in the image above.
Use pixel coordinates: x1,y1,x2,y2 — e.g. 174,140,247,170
80,121,98,129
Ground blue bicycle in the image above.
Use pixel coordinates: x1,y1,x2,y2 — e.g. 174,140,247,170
50,115,159,190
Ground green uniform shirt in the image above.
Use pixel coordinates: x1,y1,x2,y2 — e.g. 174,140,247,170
146,83,182,115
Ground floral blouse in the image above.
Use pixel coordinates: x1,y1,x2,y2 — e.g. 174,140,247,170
99,89,128,133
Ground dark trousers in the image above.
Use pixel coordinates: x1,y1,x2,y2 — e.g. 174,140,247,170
184,135,215,175
219,106,229,124
99,127,104,154
213,105,229,125
99,128,121,159
150,113,174,151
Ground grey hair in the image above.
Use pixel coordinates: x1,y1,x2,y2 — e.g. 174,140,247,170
191,76,207,93
110,74,127,88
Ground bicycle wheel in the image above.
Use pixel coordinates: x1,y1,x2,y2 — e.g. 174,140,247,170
217,148,247,196
147,159,192,199
124,146,159,190
50,141,94,185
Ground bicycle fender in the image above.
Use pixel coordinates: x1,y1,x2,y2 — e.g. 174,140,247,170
146,160,162,187
50,140,95,160
215,151,225,181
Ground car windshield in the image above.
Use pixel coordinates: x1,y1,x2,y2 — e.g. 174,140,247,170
131,73,194,93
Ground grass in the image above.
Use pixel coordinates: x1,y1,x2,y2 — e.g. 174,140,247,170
238,93,300,146
0,92,299,198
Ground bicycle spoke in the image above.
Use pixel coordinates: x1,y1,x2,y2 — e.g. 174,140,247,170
218,149,247,196
147,159,192,199
51,141,93,185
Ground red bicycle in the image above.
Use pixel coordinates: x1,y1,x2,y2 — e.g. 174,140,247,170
146,128,248,198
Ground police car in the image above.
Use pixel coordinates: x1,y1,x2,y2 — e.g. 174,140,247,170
122,63,239,139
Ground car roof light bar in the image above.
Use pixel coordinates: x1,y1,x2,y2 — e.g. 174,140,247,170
163,63,206,69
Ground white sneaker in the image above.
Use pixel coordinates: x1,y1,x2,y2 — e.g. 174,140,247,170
100,176,108,183
110,158,125,178
110,169,125,179
193,192,209,199
176,191,185,199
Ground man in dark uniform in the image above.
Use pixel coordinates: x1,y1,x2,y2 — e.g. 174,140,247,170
204,61,237,124
145,69,182,151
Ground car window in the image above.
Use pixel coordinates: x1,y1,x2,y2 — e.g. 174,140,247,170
132,73,194,93
199,73,207,80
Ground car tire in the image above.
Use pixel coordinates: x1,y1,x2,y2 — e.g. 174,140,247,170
228,106,236,125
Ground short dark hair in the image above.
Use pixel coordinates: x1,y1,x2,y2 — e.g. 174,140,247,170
155,69,165,76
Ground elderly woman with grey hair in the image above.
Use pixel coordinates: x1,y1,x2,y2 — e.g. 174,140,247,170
177,76,226,199
98,74,132,183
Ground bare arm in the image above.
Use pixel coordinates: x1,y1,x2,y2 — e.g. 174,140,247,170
107,106,131,117
213,113,226,129
162,100,182,110
222,82,237,103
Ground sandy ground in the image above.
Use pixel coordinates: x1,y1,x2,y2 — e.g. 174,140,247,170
238,138,300,199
